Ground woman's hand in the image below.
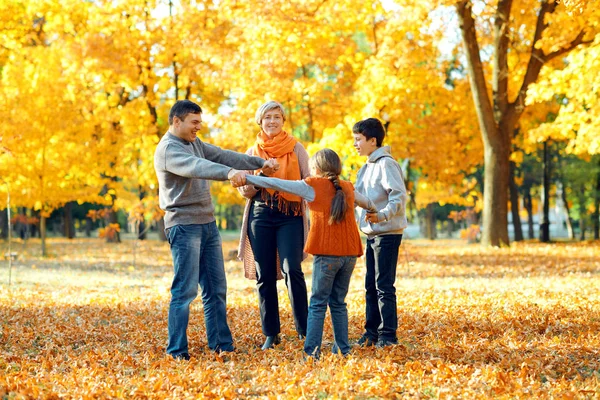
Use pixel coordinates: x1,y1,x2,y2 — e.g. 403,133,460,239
261,158,280,176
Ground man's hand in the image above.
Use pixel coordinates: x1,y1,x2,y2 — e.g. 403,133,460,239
261,158,280,176
365,212,380,224
228,169,247,187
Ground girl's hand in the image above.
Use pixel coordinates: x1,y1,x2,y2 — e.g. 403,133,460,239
229,170,248,187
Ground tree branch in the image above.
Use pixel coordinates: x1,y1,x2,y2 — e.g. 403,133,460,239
513,7,592,117
456,0,497,143
493,0,513,120
512,0,557,115
546,29,592,61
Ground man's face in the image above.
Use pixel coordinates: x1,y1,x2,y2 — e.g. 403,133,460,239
174,113,202,142
353,133,377,156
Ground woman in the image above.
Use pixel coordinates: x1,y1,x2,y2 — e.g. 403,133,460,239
237,100,309,350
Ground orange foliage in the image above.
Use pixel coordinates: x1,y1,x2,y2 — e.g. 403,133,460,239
0,238,599,398
9,215,39,226
98,223,121,241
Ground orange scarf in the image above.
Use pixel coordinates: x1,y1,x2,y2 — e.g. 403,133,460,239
253,130,302,214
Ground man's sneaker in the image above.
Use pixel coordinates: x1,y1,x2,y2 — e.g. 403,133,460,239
171,352,190,361
375,339,398,348
332,343,350,357
356,335,377,347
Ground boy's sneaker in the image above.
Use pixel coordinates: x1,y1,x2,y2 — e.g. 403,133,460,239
356,335,377,347
375,339,398,348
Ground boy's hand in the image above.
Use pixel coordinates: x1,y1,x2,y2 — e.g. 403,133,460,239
261,158,280,176
228,169,247,187
365,212,380,224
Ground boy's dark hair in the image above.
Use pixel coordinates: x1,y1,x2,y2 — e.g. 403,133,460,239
169,100,202,125
352,118,386,147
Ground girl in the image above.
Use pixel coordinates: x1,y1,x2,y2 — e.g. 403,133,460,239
240,148,378,358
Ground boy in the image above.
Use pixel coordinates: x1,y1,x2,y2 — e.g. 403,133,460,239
352,118,408,348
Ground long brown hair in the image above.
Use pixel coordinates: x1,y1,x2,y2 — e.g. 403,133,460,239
311,149,347,224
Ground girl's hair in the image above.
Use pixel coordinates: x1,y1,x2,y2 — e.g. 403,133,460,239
311,149,347,224
255,100,286,125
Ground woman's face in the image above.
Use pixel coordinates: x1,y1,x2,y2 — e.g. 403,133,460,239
261,109,284,139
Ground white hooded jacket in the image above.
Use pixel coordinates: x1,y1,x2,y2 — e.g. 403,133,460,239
355,145,408,237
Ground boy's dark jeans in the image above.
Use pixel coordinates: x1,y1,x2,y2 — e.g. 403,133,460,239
364,234,403,343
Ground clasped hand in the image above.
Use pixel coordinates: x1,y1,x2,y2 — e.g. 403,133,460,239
228,159,279,188
365,212,380,224
228,169,247,187
261,158,280,176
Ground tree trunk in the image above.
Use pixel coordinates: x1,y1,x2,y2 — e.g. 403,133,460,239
540,141,551,242
0,208,7,239
481,139,511,246
457,1,511,246
523,187,535,239
138,187,147,240
106,208,121,243
560,181,575,239
509,160,523,241
594,158,600,240
425,203,437,240
41,214,47,257
404,160,416,223
85,218,92,237
579,186,586,241
63,202,76,239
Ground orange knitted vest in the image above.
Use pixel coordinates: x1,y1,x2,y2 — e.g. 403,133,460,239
304,177,363,257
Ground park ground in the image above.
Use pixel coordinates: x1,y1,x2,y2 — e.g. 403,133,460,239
0,236,599,398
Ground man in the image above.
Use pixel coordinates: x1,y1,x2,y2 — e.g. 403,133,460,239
154,100,278,359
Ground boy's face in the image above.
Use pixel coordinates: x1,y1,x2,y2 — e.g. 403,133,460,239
353,133,378,157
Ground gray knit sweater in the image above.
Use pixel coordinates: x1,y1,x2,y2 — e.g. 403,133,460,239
154,133,266,229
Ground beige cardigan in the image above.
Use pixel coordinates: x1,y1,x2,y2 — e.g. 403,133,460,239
237,142,311,280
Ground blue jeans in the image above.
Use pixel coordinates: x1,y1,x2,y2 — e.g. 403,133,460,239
166,223,233,356
304,255,356,358
364,234,403,343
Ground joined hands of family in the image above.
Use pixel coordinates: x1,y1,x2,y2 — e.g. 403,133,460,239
228,158,279,187
261,158,280,176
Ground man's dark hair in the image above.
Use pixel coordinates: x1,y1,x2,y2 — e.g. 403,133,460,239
168,100,202,125
352,118,386,147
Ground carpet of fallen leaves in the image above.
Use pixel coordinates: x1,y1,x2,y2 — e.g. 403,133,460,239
0,237,599,399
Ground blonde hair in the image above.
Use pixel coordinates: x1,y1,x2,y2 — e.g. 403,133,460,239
255,101,286,125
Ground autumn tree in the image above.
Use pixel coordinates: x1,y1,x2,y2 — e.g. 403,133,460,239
0,0,111,255
447,0,599,246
